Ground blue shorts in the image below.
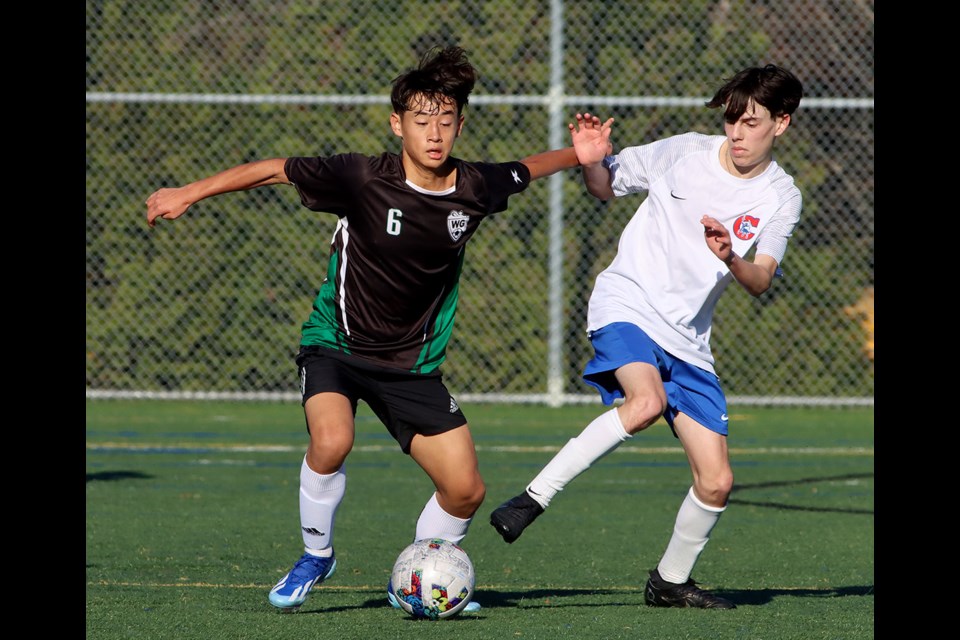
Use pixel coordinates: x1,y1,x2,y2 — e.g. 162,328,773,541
582,322,730,436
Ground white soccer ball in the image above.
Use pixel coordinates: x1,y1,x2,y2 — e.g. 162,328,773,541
388,538,476,619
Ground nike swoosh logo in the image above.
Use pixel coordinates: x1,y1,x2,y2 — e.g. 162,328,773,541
720,414,729,421
670,190,686,200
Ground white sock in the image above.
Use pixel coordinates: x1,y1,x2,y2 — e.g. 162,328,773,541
415,492,472,544
656,487,725,584
526,408,630,508
299,456,346,555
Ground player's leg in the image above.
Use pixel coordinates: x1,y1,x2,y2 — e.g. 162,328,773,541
645,364,736,609
369,373,486,610
490,322,665,543
532,361,664,504
673,412,734,510
396,428,484,613
299,392,356,552
404,425,485,612
269,349,358,610
409,425,485,542
368,372,484,543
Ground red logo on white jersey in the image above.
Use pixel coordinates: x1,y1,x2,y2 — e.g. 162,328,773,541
733,215,760,240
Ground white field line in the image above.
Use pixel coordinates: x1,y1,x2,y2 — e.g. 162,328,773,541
86,442,873,456
89,580,839,592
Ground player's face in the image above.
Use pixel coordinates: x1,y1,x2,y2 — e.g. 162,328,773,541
391,94,464,171
723,99,790,172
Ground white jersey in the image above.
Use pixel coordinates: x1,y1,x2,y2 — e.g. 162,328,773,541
587,132,801,373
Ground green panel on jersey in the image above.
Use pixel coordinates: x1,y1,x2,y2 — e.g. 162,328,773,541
414,250,465,373
300,251,350,352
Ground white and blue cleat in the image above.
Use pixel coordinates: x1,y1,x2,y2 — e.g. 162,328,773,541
268,552,337,611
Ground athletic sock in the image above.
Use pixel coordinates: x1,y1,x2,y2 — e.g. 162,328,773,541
298,456,346,554
656,486,725,584
415,492,471,544
526,408,630,508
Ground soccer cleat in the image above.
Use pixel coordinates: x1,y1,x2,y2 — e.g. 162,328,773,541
643,568,736,609
465,600,483,613
489,491,545,543
387,586,482,613
268,552,337,610
387,590,400,608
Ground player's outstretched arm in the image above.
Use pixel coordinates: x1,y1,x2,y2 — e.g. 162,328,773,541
518,113,614,180
701,214,778,296
519,147,580,180
145,158,290,227
569,112,615,201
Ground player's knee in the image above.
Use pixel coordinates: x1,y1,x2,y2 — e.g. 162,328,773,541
618,395,667,433
461,477,486,511
468,483,486,512
695,471,734,506
305,430,353,472
442,477,485,514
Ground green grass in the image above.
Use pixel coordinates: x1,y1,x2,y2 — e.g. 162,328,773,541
86,401,874,639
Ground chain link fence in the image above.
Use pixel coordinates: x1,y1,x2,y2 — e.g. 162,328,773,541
86,0,874,406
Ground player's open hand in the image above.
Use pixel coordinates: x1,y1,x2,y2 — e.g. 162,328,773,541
701,215,733,263
569,112,614,167
145,187,191,228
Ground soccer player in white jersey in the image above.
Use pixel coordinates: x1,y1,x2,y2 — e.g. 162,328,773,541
490,64,804,609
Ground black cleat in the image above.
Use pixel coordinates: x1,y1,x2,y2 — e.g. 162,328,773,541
489,491,545,543
644,568,736,609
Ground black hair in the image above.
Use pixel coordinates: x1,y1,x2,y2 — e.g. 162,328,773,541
390,46,477,116
706,64,803,123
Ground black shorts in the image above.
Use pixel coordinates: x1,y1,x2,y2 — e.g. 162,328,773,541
295,345,468,454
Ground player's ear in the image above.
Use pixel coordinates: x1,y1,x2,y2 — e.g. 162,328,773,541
455,114,465,138
390,112,403,138
774,113,790,137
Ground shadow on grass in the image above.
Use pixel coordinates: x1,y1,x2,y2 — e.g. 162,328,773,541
86,470,153,482
729,472,874,515
344,584,874,613
719,584,874,605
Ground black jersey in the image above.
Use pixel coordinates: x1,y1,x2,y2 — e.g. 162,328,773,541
285,152,532,374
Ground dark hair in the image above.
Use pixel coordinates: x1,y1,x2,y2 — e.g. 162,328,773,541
706,64,803,123
390,46,477,116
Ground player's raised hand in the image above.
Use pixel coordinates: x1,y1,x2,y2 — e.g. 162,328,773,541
569,112,614,167
145,187,193,227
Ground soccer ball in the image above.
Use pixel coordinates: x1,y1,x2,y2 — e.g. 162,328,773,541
388,538,475,620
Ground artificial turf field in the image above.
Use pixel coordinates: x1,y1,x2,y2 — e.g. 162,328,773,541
86,400,873,639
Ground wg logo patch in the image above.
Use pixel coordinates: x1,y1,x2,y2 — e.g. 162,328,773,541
447,210,469,241
733,214,760,240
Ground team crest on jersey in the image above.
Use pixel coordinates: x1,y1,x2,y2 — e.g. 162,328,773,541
733,215,760,240
447,210,469,241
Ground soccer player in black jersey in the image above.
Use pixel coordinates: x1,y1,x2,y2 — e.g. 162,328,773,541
145,45,614,612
